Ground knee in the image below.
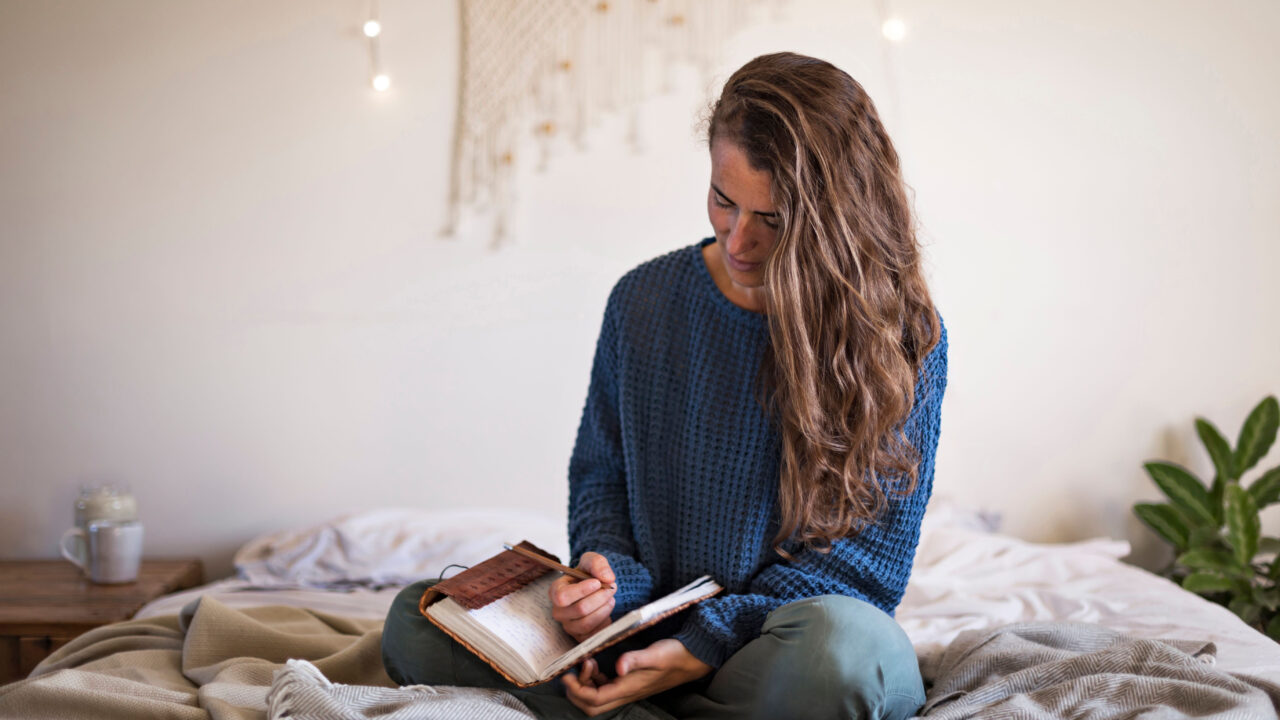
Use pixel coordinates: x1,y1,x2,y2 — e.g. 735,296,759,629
381,580,440,686
385,582,430,631
759,595,924,718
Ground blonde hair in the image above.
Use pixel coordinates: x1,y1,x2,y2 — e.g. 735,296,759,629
707,52,942,554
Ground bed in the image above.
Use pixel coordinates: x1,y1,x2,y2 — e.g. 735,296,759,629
2,499,1279,719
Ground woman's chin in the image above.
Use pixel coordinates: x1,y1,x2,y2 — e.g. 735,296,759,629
725,265,765,289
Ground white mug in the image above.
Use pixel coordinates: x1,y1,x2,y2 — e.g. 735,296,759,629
60,520,144,584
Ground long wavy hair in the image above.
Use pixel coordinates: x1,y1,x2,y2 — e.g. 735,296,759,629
706,52,942,554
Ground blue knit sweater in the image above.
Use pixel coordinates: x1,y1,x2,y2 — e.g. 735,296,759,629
567,237,948,669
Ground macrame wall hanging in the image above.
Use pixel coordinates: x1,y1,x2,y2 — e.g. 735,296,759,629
442,0,788,246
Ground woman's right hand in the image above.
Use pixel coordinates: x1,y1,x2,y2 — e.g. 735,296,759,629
550,552,617,642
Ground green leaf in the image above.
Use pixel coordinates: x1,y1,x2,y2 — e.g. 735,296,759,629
1268,614,1280,641
1226,483,1261,566
1176,548,1247,575
1145,462,1217,527
1183,571,1235,593
1188,525,1223,550
1256,587,1280,611
1210,475,1226,526
1270,556,1280,582
1235,396,1279,476
1134,503,1190,549
1229,596,1262,626
1248,467,1280,508
1197,417,1237,483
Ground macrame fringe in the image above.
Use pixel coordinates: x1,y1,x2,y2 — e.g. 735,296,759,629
443,0,787,247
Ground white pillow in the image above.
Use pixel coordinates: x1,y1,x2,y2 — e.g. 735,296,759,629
920,494,1003,535
233,507,569,588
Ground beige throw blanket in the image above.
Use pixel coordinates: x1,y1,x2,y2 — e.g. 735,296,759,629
0,597,677,720
0,596,395,720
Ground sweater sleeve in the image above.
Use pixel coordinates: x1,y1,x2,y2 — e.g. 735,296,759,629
672,324,948,668
567,285,655,613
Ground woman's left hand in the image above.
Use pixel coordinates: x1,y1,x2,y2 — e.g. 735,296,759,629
562,638,712,717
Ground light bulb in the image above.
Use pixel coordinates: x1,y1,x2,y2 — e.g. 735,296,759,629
363,19,382,37
372,74,391,91
882,17,907,42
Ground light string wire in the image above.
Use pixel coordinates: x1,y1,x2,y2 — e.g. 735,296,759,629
366,0,389,91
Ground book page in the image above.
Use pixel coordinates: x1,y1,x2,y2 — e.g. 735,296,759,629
432,572,722,684
638,576,720,623
465,574,576,673
428,598,537,683
543,575,722,678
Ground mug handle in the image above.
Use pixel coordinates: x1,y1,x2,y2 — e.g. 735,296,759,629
59,528,87,571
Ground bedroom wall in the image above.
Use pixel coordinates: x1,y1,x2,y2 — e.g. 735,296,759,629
1,0,1277,579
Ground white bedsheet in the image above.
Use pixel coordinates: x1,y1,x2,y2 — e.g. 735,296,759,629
137,515,1280,684
902,525,1280,682
231,508,569,589
136,578,403,620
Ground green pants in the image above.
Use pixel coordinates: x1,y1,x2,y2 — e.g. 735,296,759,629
382,580,925,720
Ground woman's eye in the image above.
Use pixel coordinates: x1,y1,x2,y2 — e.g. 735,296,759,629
713,197,732,208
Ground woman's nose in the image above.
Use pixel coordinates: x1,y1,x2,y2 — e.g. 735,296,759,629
725,217,754,255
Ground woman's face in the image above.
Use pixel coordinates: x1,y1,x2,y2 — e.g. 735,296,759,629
707,137,780,291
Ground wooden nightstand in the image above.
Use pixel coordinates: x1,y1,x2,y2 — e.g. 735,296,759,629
0,558,204,684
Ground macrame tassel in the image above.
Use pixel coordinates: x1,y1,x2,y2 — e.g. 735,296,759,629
445,0,784,246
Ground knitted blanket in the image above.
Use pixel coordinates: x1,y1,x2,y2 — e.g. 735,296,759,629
267,658,671,720
918,622,1280,719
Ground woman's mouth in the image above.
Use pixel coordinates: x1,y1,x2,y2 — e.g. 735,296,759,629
725,252,760,273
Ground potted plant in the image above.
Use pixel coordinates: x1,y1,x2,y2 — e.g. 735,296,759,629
1133,395,1280,639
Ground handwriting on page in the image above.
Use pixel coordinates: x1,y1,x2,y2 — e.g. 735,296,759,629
470,574,575,673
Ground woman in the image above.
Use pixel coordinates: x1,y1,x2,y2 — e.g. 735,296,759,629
383,52,947,720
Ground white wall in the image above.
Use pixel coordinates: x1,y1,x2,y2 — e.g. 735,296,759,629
1,0,1277,578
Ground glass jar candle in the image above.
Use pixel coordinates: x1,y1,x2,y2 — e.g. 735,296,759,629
74,484,138,530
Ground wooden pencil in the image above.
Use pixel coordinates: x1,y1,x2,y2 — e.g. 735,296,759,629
503,543,616,590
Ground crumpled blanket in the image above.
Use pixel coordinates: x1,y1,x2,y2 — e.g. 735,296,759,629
0,596,672,720
0,596,395,720
233,508,568,589
918,622,1280,719
0,596,571,720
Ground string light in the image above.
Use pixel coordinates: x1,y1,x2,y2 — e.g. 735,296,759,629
366,0,390,91
881,17,907,42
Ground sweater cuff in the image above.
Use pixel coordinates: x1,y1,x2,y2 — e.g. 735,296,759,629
671,616,734,669
594,550,653,616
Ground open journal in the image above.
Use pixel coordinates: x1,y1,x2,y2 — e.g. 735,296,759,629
418,541,722,687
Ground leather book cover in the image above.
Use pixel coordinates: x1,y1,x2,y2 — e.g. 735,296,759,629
419,540,558,612
418,545,720,688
